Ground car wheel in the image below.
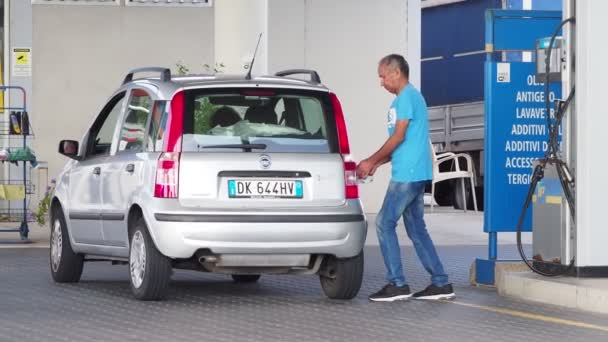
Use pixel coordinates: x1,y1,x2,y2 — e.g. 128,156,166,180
231,274,261,283
50,206,84,283
433,180,454,207
319,251,363,300
129,217,172,301
453,179,478,210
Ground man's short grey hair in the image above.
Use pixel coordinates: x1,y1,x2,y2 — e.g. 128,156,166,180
379,54,410,79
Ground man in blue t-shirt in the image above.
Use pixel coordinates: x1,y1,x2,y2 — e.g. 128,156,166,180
357,54,455,302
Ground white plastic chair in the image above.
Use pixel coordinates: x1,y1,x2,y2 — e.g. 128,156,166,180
430,142,478,213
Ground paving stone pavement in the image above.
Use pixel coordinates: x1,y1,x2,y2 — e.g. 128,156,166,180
1,245,608,342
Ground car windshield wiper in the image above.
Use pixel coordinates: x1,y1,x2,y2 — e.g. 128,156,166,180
199,143,267,150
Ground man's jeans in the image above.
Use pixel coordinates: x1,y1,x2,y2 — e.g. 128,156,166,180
375,180,448,287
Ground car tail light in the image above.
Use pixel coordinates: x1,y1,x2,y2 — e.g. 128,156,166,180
343,160,359,199
155,91,185,198
330,93,359,199
163,91,184,153
154,152,180,198
330,93,350,155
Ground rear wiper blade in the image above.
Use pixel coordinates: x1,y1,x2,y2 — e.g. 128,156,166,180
199,144,267,150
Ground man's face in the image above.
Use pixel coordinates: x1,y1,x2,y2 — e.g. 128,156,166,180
378,64,400,94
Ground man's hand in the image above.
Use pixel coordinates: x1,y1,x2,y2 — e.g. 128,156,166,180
369,163,380,176
357,159,374,178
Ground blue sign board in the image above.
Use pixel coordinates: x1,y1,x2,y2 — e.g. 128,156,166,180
484,62,561,232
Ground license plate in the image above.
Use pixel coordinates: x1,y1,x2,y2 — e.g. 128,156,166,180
228,180,303,198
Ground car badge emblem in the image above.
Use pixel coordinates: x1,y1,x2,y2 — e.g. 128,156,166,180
259,154,271,169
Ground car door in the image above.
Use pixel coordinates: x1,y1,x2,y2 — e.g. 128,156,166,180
100,88,154,246
68,92,126,245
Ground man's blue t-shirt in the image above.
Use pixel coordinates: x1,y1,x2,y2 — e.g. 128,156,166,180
387,84,432,182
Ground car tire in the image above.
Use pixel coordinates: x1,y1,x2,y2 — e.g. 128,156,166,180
231,274,261,283
452,179,467,210
453,179,479,211
319,251,364,300
50,206,84,283
129,217,172,301
433,180,454,207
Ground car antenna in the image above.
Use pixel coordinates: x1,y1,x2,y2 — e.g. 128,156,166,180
245,33,263,80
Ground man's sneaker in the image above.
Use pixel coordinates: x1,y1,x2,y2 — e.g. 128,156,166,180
413,284,455,300
369,283,412,302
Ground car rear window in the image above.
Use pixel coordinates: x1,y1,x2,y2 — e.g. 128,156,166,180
181,88,338,153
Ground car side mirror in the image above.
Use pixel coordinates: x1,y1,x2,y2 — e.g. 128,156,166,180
59,140,80,160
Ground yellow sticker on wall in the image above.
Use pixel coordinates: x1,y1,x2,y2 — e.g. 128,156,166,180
15,52,29,65
12,48,32,77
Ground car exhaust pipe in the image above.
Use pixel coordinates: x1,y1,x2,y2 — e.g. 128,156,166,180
197,254,218,264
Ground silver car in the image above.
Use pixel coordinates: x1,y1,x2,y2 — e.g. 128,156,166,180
50,67,367,300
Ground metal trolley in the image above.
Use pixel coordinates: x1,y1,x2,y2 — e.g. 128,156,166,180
0,86,34,241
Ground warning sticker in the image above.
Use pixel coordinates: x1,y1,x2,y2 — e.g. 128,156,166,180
12,48,32,77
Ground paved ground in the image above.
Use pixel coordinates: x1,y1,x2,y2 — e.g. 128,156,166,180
2,246,608,342
1,207,605,342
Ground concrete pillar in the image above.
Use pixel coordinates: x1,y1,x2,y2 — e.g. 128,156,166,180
562,0,576,266
574,0,608,269
7,0,33,112
214,0,268,75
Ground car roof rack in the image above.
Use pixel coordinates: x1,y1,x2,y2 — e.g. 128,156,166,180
123,67,171,85
274,69,321,84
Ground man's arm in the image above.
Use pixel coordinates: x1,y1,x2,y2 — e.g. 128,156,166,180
368,155,390,176
357,120,409,177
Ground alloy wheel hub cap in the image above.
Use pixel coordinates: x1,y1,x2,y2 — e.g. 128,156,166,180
51,220,63,272
130,231,146,288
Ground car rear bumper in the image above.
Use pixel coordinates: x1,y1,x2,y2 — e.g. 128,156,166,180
148,213,367,259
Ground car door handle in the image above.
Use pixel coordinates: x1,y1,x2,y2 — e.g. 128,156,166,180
126,164,135,173
93,167,101,175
